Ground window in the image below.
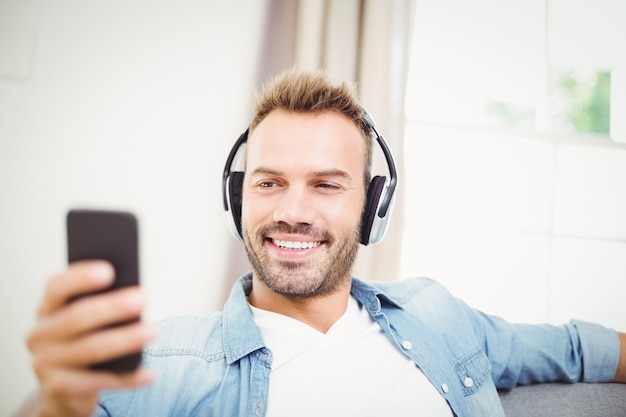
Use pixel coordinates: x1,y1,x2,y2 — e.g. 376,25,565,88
400,0,626,329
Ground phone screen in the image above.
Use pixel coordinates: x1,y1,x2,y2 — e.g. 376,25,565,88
66,209,142,373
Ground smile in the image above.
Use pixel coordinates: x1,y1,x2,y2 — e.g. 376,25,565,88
271,239,322,250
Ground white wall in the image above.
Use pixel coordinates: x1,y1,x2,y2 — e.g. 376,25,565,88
401,0,626,331
0,0,267,413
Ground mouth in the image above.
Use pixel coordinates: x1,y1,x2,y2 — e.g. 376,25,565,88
268,238,324,250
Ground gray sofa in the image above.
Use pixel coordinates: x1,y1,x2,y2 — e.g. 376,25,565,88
11,383,626,416
499,383,626,416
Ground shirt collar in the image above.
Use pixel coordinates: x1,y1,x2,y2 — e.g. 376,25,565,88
350,277,404,314
222,272,266,364
221,274,404,363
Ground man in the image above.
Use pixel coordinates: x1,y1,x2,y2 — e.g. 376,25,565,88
21,68,626,416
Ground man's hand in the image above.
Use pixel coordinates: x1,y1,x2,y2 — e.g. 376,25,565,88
24,261,157,417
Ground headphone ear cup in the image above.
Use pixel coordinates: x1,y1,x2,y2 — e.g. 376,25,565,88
227,171,244,240
360,175,386,245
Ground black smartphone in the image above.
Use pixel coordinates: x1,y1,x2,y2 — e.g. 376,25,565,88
66,208,142,373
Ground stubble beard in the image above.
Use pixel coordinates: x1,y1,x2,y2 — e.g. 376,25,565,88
243,222,361,299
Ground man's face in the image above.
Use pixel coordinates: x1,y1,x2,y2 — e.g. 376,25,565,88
241,109,367,298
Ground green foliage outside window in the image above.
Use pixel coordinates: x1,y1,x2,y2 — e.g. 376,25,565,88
556,71,610,135
486,70,611,136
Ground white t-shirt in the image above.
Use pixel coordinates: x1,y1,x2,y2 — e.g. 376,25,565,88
249,295,453,417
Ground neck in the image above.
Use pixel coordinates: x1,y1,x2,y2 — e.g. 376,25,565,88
247,274,352,333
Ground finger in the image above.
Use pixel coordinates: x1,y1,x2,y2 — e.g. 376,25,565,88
34,286,146,342
34,321,158,369
38,261,115,317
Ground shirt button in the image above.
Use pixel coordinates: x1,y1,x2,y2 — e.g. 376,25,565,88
464,376,474,388
401,340,413,350
441,383,449,393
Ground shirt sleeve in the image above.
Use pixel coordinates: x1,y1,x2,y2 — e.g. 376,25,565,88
455,299,621,390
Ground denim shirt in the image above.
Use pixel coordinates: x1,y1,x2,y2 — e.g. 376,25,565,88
96,274,620,417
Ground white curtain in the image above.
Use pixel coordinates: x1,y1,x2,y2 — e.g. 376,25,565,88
294,0,416,282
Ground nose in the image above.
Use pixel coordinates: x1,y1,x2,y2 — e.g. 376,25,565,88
272,184,316,226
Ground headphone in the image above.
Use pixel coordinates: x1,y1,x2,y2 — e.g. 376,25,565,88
222,110,398,246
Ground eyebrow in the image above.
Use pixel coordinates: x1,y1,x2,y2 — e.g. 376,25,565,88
249,166,353,181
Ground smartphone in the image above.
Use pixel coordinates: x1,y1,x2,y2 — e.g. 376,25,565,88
66,208,142,373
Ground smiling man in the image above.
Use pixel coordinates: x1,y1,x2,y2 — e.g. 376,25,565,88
18,68,626,417
243,109,365,331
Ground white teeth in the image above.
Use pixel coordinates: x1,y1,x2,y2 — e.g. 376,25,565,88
273,239,321,250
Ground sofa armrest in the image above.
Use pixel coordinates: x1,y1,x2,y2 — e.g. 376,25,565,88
499,383,626,417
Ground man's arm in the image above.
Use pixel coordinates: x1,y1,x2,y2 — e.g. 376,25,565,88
614,332,626,383
15,261,156,417
456,296,621,389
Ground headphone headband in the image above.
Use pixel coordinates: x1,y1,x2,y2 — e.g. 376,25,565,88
364,114,397,218
222,110,397,245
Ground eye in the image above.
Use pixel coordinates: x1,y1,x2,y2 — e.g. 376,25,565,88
315,182,342,194
257,181,279,188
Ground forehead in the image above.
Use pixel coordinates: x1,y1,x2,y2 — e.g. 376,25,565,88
245,110,367,175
